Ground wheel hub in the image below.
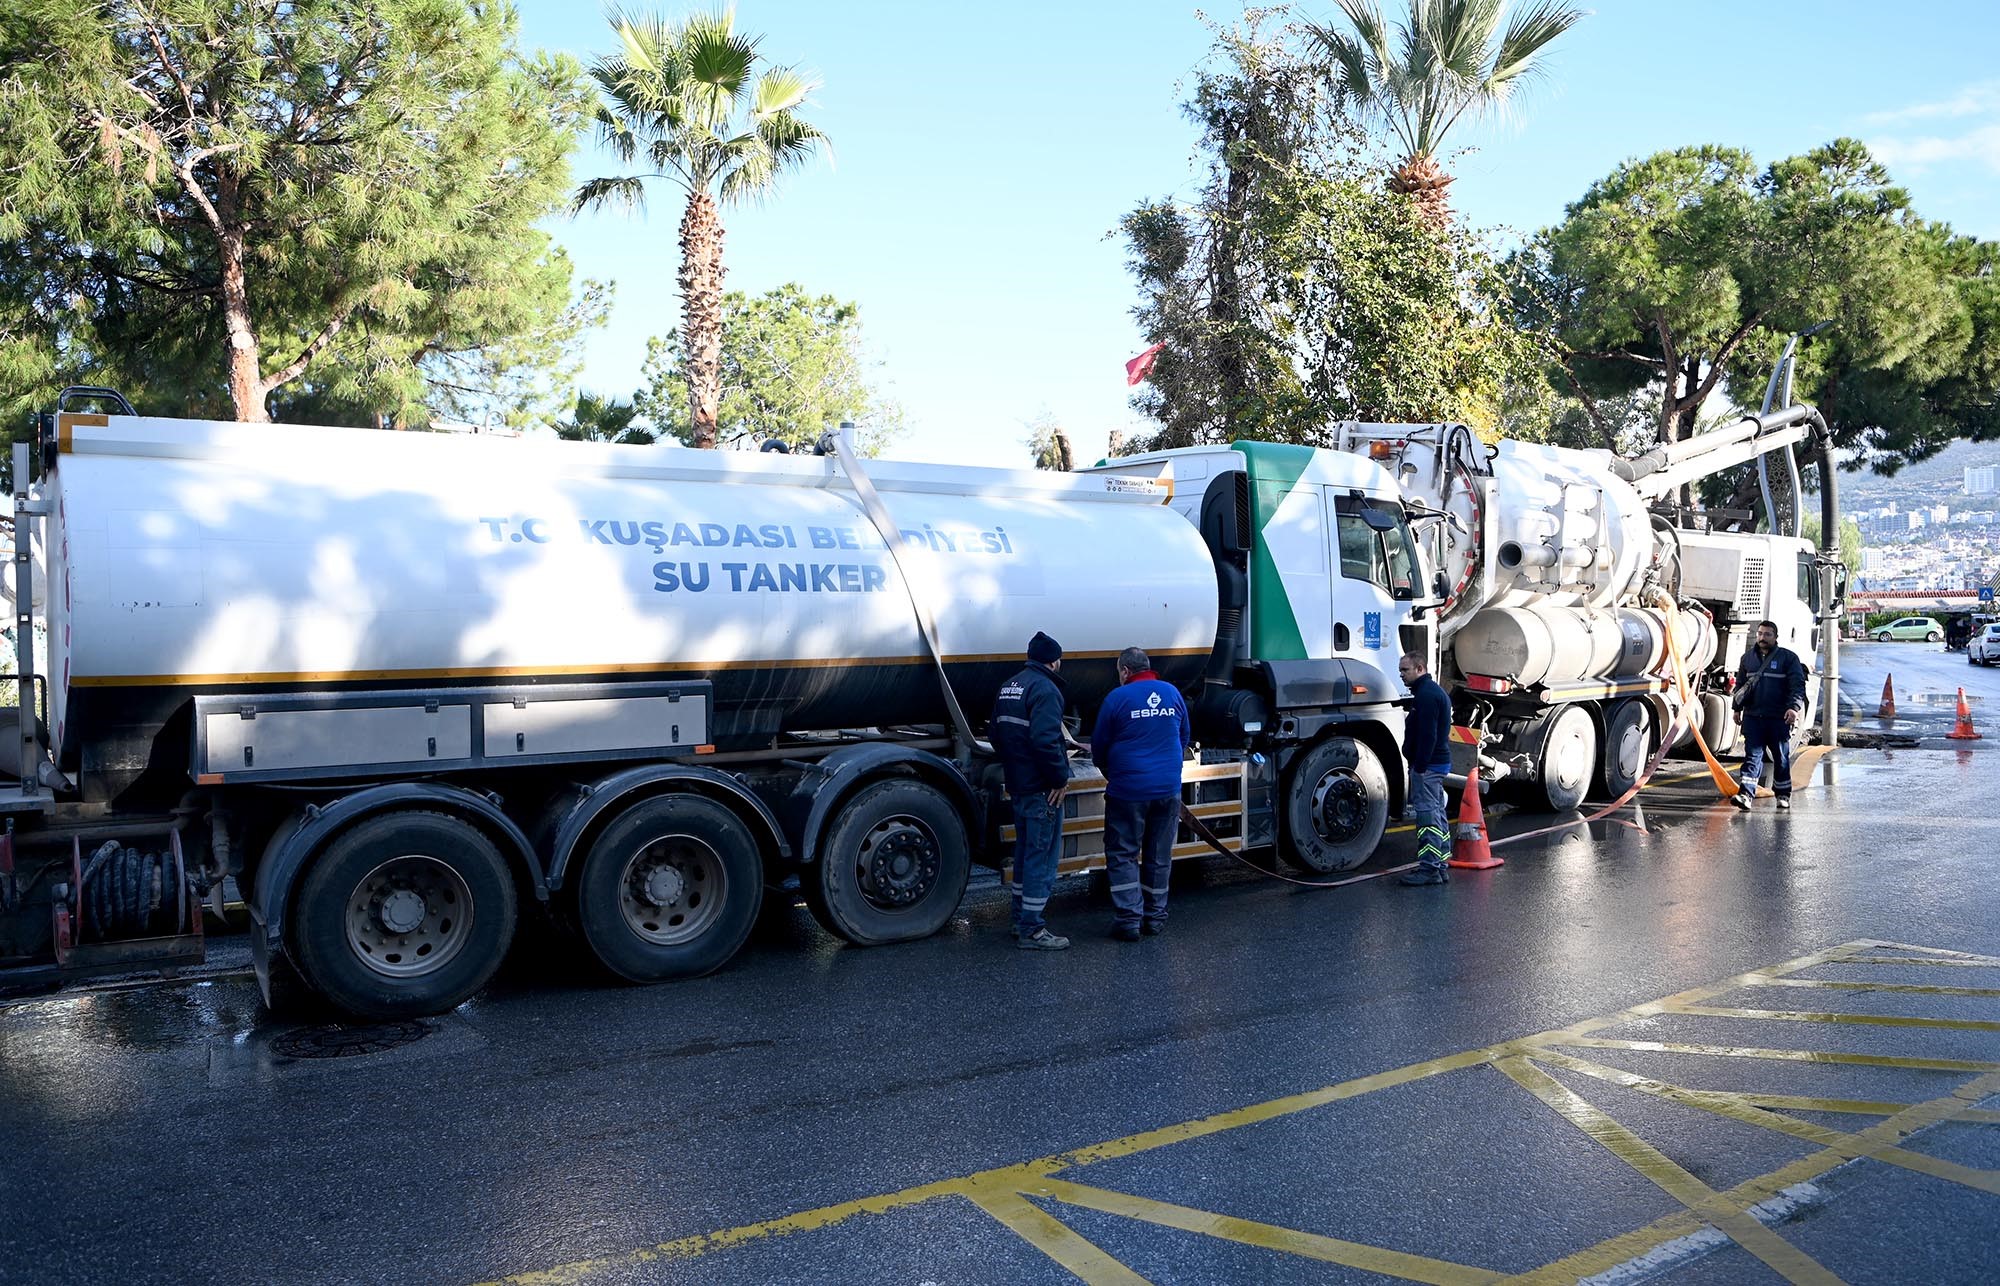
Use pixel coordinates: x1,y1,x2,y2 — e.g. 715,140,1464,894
640,863,687,908
860,827,938,908
1310,770,1368,844
377,888,427,935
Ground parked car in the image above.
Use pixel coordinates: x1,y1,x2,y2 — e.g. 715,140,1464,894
1874,616,1944,642
1971,623,2000,666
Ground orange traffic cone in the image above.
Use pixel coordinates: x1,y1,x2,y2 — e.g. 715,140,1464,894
1947,687,1983,740
1877,674,1897,720
1448,763,1503,870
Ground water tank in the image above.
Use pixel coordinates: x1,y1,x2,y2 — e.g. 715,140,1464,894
44,417,1221,756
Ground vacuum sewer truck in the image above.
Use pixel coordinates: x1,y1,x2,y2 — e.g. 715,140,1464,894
0,395,1424,1018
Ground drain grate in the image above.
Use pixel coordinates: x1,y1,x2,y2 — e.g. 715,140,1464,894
270,1020,431,1059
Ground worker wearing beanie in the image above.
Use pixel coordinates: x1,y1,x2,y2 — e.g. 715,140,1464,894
1091,646,1191,940
990,631,1073,950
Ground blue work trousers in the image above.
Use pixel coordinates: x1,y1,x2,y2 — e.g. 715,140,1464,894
1104,795,1178,930
1408,766,1450,871
1739,715,1793,798
1010,793,1063,934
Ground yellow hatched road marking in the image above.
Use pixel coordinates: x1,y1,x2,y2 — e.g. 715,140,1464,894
1853,941,2000,964
1744,976,2000,997
1492,1056,1843,1285
1547,1034,2000,1072
1027,1177,1505,1285
1662,1003,2000,1032
1503,1068,2000,1286
1526,1048,2000,1196
961,1182,1149,1286
483,939,1998,1286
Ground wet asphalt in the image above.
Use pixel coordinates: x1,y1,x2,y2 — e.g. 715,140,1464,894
2,746,1997,1285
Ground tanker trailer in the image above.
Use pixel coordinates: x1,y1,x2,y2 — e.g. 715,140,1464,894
1329,399,1842,811
0,399,1231,1017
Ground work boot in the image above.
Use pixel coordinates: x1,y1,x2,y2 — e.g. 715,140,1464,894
1730,790,1753,812
1141,920,1165,937
1776,798,1791,812
1398,867,1448,886
1110,924,1142,942
1018,927,1070,951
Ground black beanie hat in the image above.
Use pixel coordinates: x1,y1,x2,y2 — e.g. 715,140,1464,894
1027,631,1062,664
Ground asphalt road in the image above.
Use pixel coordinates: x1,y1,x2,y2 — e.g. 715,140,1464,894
2,747,1997,1286
1835,637,1998,747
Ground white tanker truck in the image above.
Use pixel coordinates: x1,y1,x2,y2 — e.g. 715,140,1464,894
0,394,1426,1018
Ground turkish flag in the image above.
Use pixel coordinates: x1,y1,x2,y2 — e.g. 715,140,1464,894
1125,342,1163,386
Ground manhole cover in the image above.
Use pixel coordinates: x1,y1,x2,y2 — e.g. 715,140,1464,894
270,1020,431,1059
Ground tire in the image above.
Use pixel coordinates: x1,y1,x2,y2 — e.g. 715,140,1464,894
804,779,970,946
1927,631,1942,643
1592,700,1651,800
1280,735,1389,874
574,794,763,982
290,810,518,1020
1876,632,1891,642
1533,704,1597,812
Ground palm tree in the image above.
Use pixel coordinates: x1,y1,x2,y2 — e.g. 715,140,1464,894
1308,0,1584,229
576,9,827,449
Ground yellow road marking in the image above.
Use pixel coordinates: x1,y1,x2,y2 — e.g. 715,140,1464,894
1744,976,2000,997
1547,1034,2000,1072
1028,1177,1505,1285
1838,956,2000,968
1857,941,2000,964
1663,1004,2000,1032
1528,1049,2000,1196
483,938,1995,1286
961,1182,1149,1286
1719,1092,2000,1125
1504,1068,2000,1286
1493,1056,1844,1286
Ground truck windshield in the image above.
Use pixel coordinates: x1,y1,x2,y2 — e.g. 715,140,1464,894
1334,496,1418,598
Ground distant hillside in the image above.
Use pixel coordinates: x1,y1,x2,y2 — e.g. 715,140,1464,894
1841,439,2000,500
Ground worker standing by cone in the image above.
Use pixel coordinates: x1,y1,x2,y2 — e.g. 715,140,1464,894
1396,653,1454,886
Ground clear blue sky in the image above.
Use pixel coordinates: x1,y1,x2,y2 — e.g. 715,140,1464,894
514,1,2000,466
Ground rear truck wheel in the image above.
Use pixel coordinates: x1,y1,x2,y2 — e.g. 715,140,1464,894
804,779,970,946
291,810,518,1020
1593,700,1651,800
1280,735,1388,874
575,794,763,982
1533,704,1597,813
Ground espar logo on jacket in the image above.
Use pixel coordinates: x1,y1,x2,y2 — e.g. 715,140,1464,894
1129,691,1179,719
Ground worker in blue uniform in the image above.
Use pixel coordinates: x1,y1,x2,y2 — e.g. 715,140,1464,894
1091,646,1191,940
990,631,1073,950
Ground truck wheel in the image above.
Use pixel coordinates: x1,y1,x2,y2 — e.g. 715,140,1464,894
805,779,970,946
575,794,763,981
1533,705,1597,812
1593,701,1651,800
1280,735,1388,874
291,811,517,1020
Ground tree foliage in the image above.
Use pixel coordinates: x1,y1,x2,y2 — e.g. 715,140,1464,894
635,283,902,452
0,0,592,426
1308,0,1583,226
1121,15,1546,453
1520,139,2000,469
577,8,827,449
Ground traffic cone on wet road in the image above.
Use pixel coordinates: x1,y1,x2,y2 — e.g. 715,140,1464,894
1947,688,1983,740
1448,763,1502,870
1877,675,1897,720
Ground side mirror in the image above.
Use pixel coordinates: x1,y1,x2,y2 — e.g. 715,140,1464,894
1361,507,1398,533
